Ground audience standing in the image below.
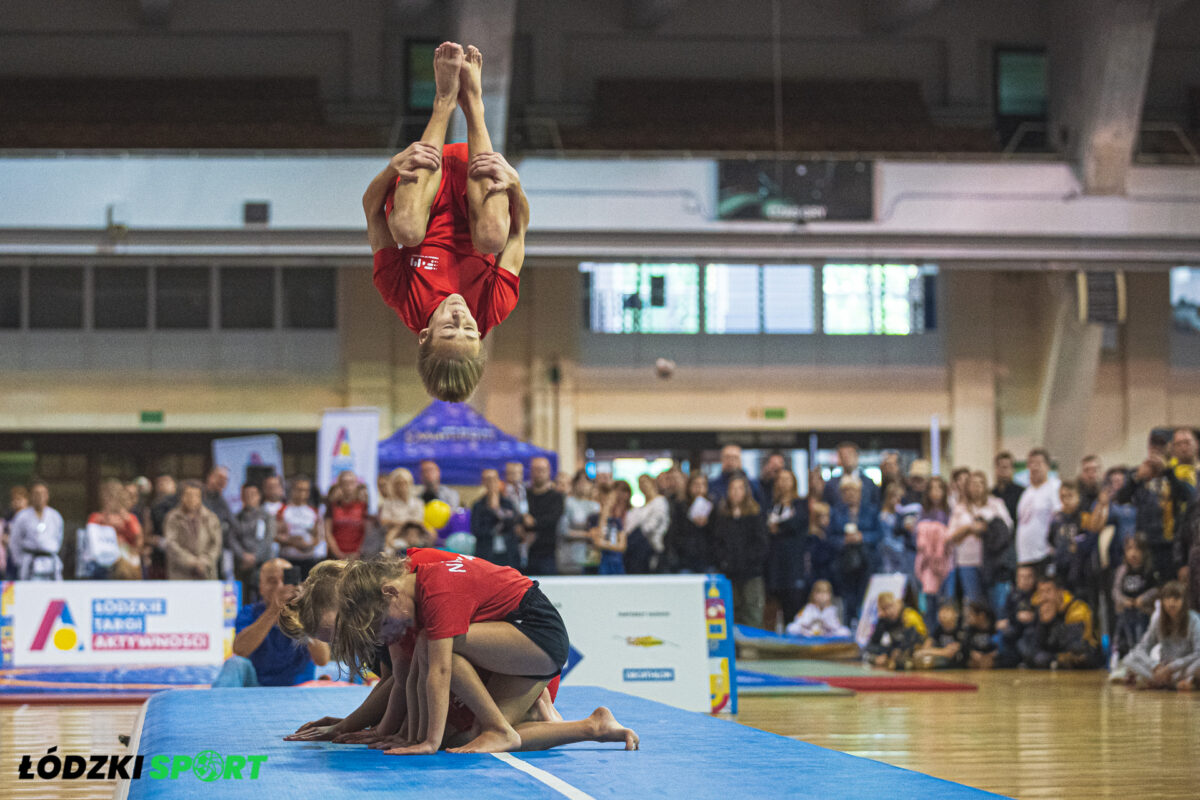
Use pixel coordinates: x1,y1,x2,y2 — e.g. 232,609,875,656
89,478,144,580
522,457,563,575
419,459,461,509
991,451,1024,526
711,476,769,627
324,471,369,561
471,469,520,568
231,483,277,601
1016,448,1060,570
824,441,881,510
666,472,712,574
765,468,809,626
276,475,324,579
559,470,599,575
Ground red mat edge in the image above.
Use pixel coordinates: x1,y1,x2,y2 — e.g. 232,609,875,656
0,693,153,705
819,676,977,692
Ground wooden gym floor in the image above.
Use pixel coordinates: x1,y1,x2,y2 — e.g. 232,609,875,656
1,669,1197,799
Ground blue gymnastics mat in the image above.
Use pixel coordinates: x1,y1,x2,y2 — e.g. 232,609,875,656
119,685,1006,800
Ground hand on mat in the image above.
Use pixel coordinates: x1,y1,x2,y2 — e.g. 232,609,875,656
369,734,412,750
292,716,342,734
335,728,388,745
284,724,341,742
384,740,438,756
390,142,441,184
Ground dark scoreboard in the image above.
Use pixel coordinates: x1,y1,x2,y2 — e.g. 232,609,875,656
717,159,874,222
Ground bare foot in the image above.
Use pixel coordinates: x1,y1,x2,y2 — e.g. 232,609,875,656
588,707,640,751
459,45,483,107
533,688,563,722
434,41,463,103
447,724,521,754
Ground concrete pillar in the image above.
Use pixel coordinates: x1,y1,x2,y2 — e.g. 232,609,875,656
1033,270,1105,471
943,271,998,477
1047,0,1161,194
339,268,398,436
1119,271,1171,457
449,0,517,151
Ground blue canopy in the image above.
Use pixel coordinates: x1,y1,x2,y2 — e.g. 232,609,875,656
377,401,558,487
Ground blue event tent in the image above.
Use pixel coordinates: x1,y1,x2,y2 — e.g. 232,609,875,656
377,401,558,486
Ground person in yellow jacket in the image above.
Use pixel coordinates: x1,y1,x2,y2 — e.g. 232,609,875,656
866,591,928,669
1019,575,1102,669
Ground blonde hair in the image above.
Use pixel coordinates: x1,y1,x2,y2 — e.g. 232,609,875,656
331,556,411,677
418,337,486,402
388,468,414,499
278,560,347,642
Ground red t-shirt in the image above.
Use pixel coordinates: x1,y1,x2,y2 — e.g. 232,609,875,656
326,501,367,554
374,143,519,337
87,512,142,547
415,555,533,641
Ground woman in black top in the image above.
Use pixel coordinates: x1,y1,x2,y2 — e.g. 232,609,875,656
765,469,810,626
711,476,769,627
665,472,713,573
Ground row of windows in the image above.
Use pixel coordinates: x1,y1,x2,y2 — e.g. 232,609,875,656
0,266,336,331
580,262,937,335
1171,267,1200,334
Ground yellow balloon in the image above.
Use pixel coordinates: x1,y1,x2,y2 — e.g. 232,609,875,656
424,499,452,529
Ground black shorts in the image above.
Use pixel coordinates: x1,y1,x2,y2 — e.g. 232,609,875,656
504,582,569,679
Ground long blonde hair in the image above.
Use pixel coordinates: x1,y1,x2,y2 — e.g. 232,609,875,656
278,560,347,642
418,337,486,402
331,556,411,676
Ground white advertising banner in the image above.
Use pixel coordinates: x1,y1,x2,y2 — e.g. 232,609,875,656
9,581,231,667
317,408,380,513
212,434,284,513
537,575,712,713
855,573,910,649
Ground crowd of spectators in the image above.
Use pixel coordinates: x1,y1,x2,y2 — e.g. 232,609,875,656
3,430,1198,686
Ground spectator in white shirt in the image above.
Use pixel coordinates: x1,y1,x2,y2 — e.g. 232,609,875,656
275,476,325,580
9,480,65,580
1016,448,1061,569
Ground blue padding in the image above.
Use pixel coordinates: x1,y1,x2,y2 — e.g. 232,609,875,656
735,670,824,688
733,623,855,647
126,686,1005,799
0,664,219,693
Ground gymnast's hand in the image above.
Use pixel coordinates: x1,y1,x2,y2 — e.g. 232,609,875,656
284,723,342,741
288,715,342,735
469,152,519,195
390,142,442,184
333,727,388,745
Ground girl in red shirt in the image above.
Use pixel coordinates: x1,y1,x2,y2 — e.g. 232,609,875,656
334,554,638,755
324,472,370,559
362,42,530,403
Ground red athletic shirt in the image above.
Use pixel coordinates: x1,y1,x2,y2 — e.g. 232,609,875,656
87,512,142,547
415,555,533,641
325,501,367,555
374,143,519,337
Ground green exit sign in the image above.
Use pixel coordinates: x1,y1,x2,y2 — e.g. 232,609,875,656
140,410,165,425
764,408,787,420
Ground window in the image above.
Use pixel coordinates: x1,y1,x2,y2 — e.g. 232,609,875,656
763,265,816,333
93,267,148,329
406,41,438,113
219,267,275,329
282,269,337,329
0,266,20,329
156,267,211,329
580,263,700,333
1171,267,1200,334
705,264,760,333
995,49,1047,118
29,267,84,329
703,264,816,333
822,264,936,335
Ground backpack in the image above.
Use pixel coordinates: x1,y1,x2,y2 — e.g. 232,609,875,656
981,516,1016,587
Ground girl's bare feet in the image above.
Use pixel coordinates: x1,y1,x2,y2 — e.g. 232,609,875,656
459,45,483,107
587,707,640,750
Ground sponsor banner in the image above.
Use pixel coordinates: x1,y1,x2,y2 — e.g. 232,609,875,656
212,435,284,514
537,575,713,713
705,575,738,714
855,573,909,649
717,158,874,222
317,408,380,514
10,581,229,667
1,582,14,667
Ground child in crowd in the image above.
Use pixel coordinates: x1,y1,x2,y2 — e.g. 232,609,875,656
1111,535,1160,657
1019,575,1102,669
787,580,851,638
963,601,998,669
912,600,965,670
588,482,631,575
996,564,1038,667
1047,481,1092,596
914,476,953,629
877,483,908,575
1117,581,1200,690
866,591,928,669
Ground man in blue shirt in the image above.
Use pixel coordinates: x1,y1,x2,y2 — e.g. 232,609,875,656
212,558,329,687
